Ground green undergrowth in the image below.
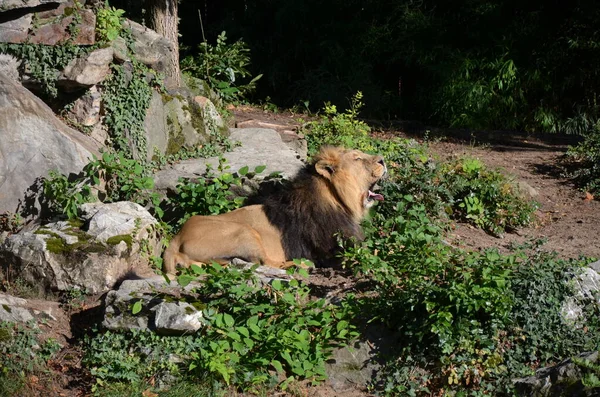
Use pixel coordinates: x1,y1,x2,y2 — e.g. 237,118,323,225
0,322,61,396
85,263,354,393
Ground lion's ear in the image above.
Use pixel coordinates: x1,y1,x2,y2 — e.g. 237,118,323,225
315,160,335,179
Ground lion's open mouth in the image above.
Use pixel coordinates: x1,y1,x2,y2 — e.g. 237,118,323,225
368,190,384,202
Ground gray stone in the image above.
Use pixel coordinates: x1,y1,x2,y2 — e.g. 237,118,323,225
153,128,305,193
154,301,203,335
0,53,20,81
0,13,31,43
28,4,95,45
65,85,102,126
59,48,114,90
80,201,158,243
0,202,159,294
193,96,226,136
145,90,169,161
560,261,600,327
0,0,68,11
111,36,131,63
513,351,598,396
0,293,63,325
125,19,175,76
517,181,539,198
0,73,101,215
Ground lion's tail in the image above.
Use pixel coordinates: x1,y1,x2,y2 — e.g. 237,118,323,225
162,235,181,274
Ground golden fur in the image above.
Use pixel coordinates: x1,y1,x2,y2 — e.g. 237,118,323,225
163,146,386,274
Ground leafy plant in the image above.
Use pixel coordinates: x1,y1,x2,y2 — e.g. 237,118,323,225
85,264,354,392
95,2,125,42
566,121,600,195
165,159,265,226
181,31,262,102
43,170,93,219
0,43,89,97
0,322,61,396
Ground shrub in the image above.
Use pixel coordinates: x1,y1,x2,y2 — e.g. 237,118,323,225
86,264,354,392
566,122,600,195
181,31,262,102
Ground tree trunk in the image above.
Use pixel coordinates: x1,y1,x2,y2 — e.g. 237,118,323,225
147,0,180,88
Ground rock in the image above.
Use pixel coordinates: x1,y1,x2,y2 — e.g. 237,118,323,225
0,202,160,294
145,90,169,160
153,128,305,193
144,92,227,161
0,13,31,43
181,74,222,107
0,293,64,325
193,95,226,136
103,276,203,334
0,53,20,80
513,351,598,396
517,181,539,199
65,85,102,126
89,122,110,146
0,0,68,11
28,3,96,45
79,201,158,243
103,266,289,334
124,19,175,76
0,73,100,215
59,47,113,90
110,36,130,63
560,260,600,327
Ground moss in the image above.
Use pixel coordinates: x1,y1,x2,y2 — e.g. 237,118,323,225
45,237,69,255
34,229,58,237
0,328,11,342
184,102,208,139
190,301,207,311
67,219,84,228
106,234,133,249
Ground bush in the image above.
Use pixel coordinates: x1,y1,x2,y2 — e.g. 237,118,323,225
86,264,355,392
181,31,262,103
566,122,600,195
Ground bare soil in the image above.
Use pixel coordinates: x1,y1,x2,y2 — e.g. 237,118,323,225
14,106,600,396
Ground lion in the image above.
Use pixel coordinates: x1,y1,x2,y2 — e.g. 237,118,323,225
163,146,386,274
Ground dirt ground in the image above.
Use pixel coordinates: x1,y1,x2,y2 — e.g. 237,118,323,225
16,106,600,397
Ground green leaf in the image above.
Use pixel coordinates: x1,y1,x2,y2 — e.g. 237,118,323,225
271,359,284,373
177,274,195,287
238,166,249,176
254,165,267,174
131,300,142,314
223,313,235,327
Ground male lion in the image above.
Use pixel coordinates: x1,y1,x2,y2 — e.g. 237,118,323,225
163,146,386,273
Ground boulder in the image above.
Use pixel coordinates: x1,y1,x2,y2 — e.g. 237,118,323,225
145,92,227,161
560,260,600,328
103,266,289,334
153,128,305,193
65,85,102,126
0,202,160,294
124,19,175,76
0,73,100,215
513,351,599,396
0,53,20,80
0,293,65,326
0,0,68,11
28,2,95,45
0,13,31,43
58,47,113,90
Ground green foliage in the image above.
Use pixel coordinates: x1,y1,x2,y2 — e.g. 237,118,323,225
0,322,61,396
303,92,374,156
102,62,156,161
96,2,125,42
180,263,354,389
304,97,537,234
43,170,93,219
182,31,262,102
165,159,264,226
566,122,600,195
86,264,354,392
0,43,88,97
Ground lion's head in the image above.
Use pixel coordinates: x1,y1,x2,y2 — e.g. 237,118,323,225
313,146,387,221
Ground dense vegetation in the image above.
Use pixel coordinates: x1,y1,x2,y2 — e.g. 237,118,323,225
2,1,600,395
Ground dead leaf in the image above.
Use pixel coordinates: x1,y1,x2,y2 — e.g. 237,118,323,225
142,390,158,397
584,191,594,201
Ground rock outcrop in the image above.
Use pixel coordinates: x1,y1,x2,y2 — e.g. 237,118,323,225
0,73,100,215
0,201,159,294
153,128,305,193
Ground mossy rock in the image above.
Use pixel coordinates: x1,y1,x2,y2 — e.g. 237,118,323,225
106,234,133,249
